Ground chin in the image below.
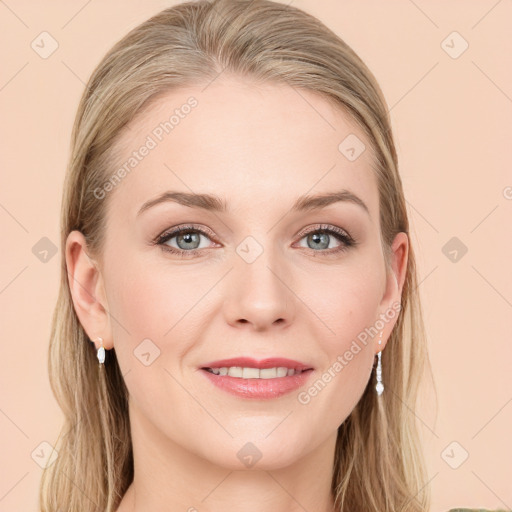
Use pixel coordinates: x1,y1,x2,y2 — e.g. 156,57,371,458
201,434,308,471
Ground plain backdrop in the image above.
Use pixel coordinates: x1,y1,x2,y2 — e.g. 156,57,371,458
0,1,511,510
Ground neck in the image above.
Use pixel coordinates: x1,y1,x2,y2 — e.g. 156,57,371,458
116,404,338,512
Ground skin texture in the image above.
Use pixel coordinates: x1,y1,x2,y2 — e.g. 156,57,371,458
66,75,408,512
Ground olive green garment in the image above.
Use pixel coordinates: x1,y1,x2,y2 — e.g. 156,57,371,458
447,509,511,512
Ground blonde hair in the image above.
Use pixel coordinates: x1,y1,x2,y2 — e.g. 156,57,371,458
40,0,436,510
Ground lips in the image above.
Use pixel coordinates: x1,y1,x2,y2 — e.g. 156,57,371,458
198,356,315,399
200,357,313,372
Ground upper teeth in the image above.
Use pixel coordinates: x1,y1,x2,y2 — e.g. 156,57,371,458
207,366,304,378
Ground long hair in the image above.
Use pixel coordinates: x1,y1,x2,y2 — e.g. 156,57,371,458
39,1,436,510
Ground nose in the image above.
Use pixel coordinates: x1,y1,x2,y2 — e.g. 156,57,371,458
222,247,295,332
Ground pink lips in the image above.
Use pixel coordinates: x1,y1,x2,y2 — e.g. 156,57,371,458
199,357,314,399
200,357,313,371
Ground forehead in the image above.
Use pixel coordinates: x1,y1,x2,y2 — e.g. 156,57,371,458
105,75,379,222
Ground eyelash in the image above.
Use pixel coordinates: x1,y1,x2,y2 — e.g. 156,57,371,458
154,223,357,258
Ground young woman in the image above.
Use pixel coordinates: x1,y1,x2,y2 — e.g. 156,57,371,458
39,0,435,510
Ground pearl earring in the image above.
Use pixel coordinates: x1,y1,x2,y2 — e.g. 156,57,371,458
375,331,384,395
96,337,105,366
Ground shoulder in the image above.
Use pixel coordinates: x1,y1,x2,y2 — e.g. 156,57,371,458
447,509,511,512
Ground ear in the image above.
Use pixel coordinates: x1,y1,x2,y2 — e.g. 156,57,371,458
65,230,113,351
376,231,408,353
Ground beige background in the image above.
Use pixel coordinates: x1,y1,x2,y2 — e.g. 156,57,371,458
1,1,511,510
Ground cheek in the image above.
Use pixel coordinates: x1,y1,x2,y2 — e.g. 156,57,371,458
105,237,166,320
302,258,383,410
310,256,384,347
107,261,170,337
103,256,198,412
104,249,213,365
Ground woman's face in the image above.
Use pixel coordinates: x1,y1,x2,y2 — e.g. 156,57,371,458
68,75,407,471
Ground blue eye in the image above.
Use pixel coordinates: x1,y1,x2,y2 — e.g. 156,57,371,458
295,225,355,255
155,224,215,257
155,223,356,258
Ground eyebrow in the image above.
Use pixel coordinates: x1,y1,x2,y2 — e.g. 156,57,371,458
136,189,370,217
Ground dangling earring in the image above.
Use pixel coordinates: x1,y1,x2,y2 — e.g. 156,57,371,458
375,331,384,395
96,337,105,367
